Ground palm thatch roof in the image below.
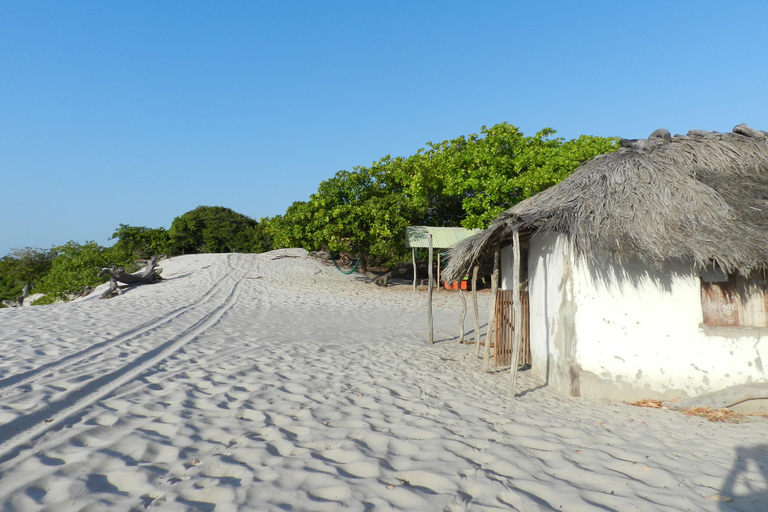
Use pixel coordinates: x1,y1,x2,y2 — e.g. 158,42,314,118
445,124,768,281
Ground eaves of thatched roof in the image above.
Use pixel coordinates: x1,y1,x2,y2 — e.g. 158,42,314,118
445,124,768,281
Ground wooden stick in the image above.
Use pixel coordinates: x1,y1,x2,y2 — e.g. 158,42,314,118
458,272,467,343
437,251,441,292
472,265,481,356
412,247,417,292
427,234,434,344
509,230,522,397
483,243,500,369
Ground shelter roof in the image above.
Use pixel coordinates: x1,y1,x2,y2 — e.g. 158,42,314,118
405,226,482,249
445,124,768,280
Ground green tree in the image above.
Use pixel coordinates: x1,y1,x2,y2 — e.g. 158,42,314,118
34,241,135,303
265,123,617,268
0,247,55,306
439,124,619,228
168,206,270,254
111,224,172,259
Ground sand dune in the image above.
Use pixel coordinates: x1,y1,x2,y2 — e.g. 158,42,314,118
0,249,766,511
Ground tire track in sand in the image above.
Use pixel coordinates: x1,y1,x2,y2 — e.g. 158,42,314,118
0,254,250,400
0,254,256,462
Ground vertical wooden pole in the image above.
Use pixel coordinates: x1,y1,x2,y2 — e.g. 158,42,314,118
437,252,441,292
458,272,467,343
472,265,481,356
509,230,522,397
412,247,417,292
427,234,434,344
483,244,500,370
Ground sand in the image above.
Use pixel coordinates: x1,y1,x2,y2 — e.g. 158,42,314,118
0,249,766,511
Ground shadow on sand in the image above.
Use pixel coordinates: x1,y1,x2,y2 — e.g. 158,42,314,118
719,444,768,511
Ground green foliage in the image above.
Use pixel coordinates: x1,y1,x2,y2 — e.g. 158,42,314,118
2,122,616,304
111,224,172,259
431,124,619,228
264,122,619,267
34,241,135,303
168,206,271,254
0,247,55,306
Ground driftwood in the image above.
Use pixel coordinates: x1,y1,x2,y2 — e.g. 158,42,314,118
364,270,396,286
664,383,768,411
2,283,30,308
98,256,163,299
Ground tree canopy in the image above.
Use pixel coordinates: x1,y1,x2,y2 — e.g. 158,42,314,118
168,206,271,254
262,123,618,266
1,122,618,305
33,241,135,304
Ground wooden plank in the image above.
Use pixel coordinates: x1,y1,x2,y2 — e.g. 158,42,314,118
701,280,739,326
494,291,514,366
739,275,767,327
493,289,531,368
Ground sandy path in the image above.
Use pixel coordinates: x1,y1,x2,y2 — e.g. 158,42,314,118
0,250,766,511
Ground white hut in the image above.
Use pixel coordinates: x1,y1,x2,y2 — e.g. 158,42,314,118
445,125,768,404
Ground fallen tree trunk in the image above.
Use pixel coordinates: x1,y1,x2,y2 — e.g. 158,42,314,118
364,270,395,286
99,256,163,299
664,383,768,410
2,283,30,308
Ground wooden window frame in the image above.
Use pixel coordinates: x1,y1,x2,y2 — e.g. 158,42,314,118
701,271,768,327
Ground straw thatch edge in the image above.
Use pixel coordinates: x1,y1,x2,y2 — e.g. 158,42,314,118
445,124,768,282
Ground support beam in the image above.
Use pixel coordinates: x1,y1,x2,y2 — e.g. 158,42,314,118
472,265,481,356
458,273,467,343
483,244,500,369
509,230,522,397
427,234,434,344
437,251,441,292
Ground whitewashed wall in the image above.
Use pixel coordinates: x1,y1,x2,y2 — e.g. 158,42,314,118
505,231,768,401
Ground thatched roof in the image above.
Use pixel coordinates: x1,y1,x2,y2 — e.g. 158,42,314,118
445,124,768,281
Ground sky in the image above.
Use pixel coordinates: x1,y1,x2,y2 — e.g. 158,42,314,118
2,1,767,256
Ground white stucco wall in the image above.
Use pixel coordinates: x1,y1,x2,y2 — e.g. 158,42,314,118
518,232,768,401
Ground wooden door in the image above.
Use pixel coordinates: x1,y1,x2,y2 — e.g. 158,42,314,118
493,288,531,368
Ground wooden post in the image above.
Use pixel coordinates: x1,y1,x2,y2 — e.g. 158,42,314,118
472,265,481,356
437,251,441,292
427,233,434,344
483,244,500,369
458,272,467,343
509,230,522,397
412,247,417,292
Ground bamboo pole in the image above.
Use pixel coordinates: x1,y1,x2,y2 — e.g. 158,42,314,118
458,272,467,343
472,265,481,356
509,230,522,397
483,244,500,370
427,234,434,344
412,247,417,292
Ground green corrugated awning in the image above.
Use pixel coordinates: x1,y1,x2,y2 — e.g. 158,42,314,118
405,226,482,249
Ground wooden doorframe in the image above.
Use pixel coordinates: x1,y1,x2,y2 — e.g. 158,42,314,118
493,246,531,368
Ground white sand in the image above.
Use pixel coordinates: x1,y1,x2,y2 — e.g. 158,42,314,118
0,249,766,511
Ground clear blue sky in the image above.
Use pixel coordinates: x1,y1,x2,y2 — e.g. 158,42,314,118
2,1,767,256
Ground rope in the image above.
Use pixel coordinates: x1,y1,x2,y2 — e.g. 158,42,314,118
330,252,362,275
